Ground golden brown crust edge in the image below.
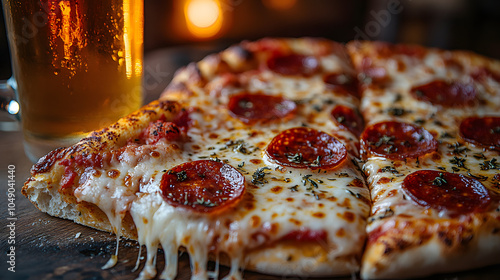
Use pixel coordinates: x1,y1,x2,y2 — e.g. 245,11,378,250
361,215,500,279
22,100,182,240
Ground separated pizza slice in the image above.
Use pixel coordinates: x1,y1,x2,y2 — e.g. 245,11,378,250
348,40,500,279
23,38,372,279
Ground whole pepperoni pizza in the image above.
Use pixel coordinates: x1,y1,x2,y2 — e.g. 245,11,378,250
22,38,500,279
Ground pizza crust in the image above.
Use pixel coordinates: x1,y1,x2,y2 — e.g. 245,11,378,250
22,100,182,239
244,241,359,277
362,216,500,279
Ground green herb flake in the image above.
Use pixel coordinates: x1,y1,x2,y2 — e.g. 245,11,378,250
387,107,406,116
450,156,467,169
252,167,271,185
380,166,399,174
473,153,487,160
439,132,453,139
467,172,488,181
432,173,447,186
176,170,188,182
373,135,395,147
311,156,322,167
448,142,470,155
302,174,319,189
346,189,361,199
490,126,500,134
414,119,426,125
480,158,499,170
287,153,303,164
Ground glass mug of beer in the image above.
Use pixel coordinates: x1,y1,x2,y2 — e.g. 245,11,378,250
0,0,143,162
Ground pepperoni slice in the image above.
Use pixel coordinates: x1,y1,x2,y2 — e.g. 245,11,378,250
228,92,297,124
360,121,438,160
265,127,347,170
160,160,245,214
267,54,319,76
331,105,365,137
402,170,491,216
359,57,388,84
375,42,426,58
410,80,476,107
138,119,182,145
460,116,500,149
323,73,360,98
471,67,500,83
281,229,327,242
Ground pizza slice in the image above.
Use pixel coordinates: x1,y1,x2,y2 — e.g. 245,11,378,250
23,38,371,279
347,40,500,279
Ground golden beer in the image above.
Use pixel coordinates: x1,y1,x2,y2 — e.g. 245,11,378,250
3,0,143,140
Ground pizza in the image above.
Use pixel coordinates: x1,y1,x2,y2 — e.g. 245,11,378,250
22,38,500,279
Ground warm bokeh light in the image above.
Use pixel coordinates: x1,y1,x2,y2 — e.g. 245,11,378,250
184,0,223,38
262,0,297,10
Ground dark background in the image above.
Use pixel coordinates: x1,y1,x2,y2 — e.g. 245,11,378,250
1,0,500,81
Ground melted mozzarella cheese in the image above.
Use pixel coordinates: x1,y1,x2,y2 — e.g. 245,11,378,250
74,48,371,279
359,47,500,234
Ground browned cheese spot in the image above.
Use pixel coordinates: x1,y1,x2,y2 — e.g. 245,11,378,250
191,144,201,150
250,159,263,164
432,153,442,161
377,177,392,184
150,151,160,158
327,196,338,202
289,218,302,226
209,133,219,139
250,215,261,228
313,212,325,218
386,189,398,197
271,186,283,194
338,211,355,223
374,188,387,201
397,60,406,72
349,178,364,188
338,197,352,208
257,141,267,149
107,169,120,179
269,223,280,235
244,201,256,211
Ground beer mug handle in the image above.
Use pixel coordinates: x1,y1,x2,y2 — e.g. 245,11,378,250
0,78,21,130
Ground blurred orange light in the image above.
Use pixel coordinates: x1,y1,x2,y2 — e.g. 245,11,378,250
184,0,223,38
263,0,297,10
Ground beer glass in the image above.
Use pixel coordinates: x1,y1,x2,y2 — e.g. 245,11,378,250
0,0,143,162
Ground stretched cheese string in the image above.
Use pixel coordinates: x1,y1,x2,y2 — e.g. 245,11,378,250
137,239,158,279
223,257,242,280
101,213,124,269
132,245,142,272
102,232,120,269
206,253,220,280
158,243,178,280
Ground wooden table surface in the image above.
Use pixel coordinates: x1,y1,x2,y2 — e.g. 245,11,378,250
2,46,500,280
